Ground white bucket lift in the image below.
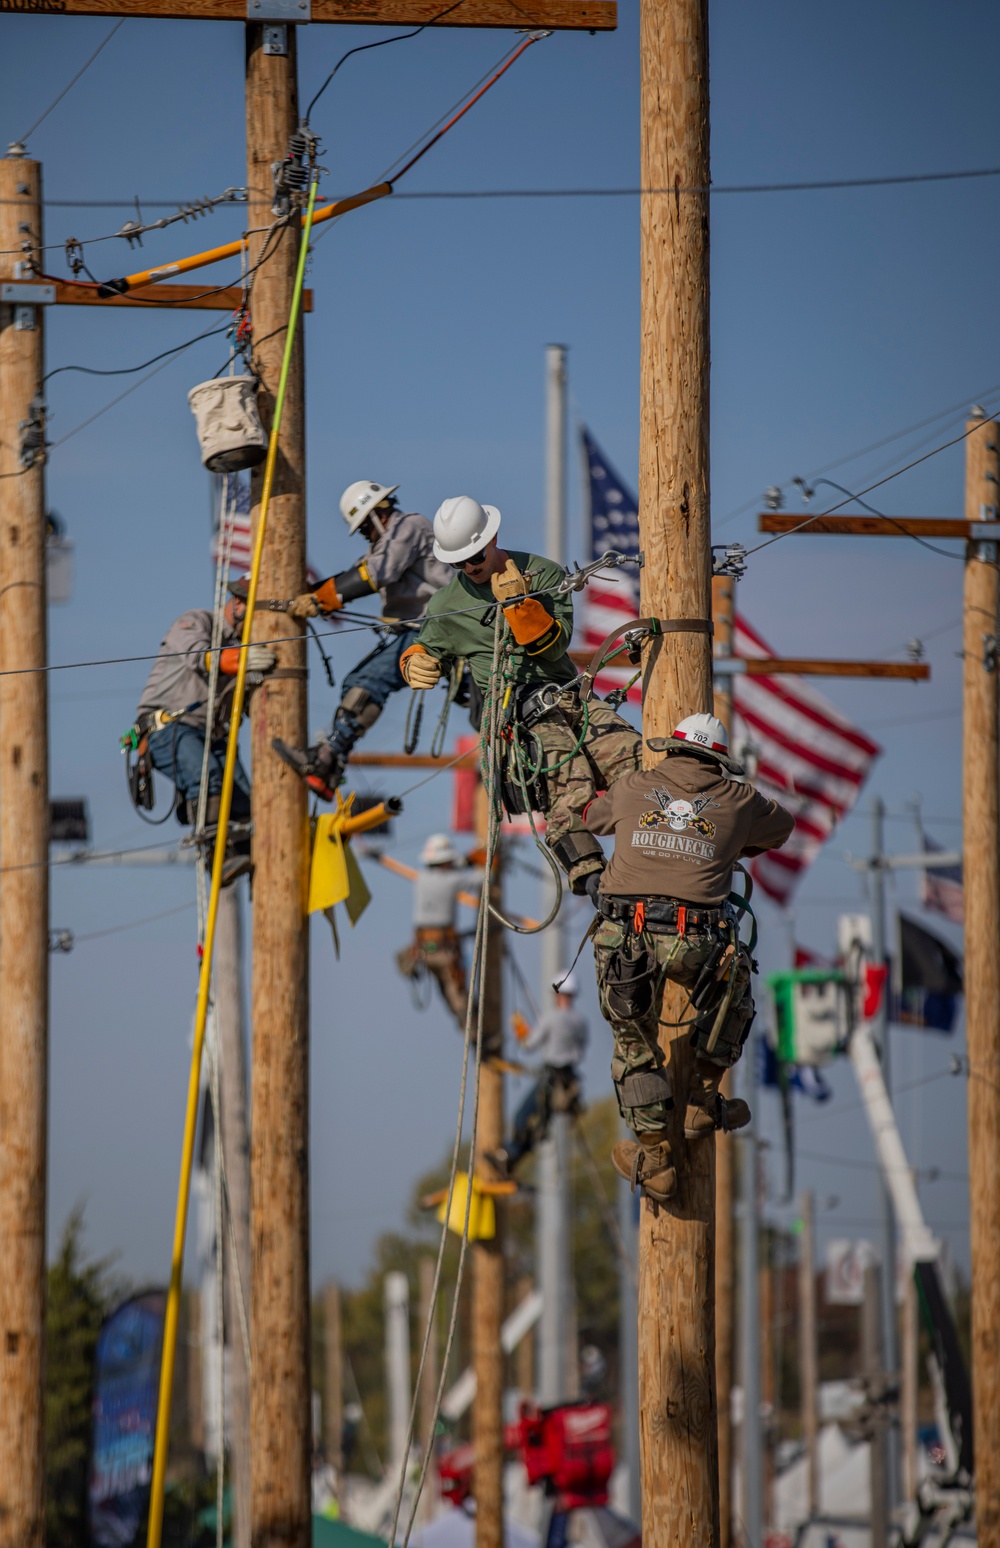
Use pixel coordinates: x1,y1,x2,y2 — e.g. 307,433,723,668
188,377,267,473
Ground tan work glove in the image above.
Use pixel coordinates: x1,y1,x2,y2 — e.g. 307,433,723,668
287,592,320,620
490,557,530,606
402,649,443,690
246,644,277,673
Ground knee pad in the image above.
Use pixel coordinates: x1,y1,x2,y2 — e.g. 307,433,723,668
614,1066,673,1118
340,686,382,731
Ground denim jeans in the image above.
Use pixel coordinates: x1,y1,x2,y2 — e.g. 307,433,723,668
326,626,418,754
147,722,251,817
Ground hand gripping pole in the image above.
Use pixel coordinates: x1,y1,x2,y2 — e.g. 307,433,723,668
145,177,320,1548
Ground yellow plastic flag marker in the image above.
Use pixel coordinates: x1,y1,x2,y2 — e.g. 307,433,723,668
308,792,374,922
436,1171,496,1242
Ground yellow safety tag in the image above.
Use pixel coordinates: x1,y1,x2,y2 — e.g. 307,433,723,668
435,1171,496,1242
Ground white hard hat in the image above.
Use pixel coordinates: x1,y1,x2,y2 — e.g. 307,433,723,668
432,496,502,564
648,712,744,775
421,833,459,866
553,970,579,996
340,480,399,535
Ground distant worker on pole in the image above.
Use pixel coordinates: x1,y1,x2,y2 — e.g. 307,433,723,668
397,833,485,1029
399,497,642,895
488,971,587,1176
125,583,276,884
274,480,451,798
584,714,794,1202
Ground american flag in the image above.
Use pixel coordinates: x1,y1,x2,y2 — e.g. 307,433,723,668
210,472,253,572
919,829,964,926
211,471,320,586
579,427,880,907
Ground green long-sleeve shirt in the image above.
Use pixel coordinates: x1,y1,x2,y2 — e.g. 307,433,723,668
413,551,577,692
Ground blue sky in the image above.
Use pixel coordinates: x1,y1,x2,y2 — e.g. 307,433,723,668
0,0,988,1287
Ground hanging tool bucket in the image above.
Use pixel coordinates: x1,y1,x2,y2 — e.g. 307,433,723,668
188,377,267,473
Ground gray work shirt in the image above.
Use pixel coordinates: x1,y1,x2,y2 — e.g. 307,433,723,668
414,866,484,929
363,510,452,623
525,1008,588,1068
137,609,239,734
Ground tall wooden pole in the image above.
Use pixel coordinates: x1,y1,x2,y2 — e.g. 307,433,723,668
862,1263,888,1548
900,1268,918,1507
245,27,313,1548
963,408,1000,1547
216,886,252,1548
759,1252,774,1533
798,1191,819,1521
324,1283,344,1477
473,800,505,1548
711,574,734,1547
637,0,717,1541
0,150,49,1548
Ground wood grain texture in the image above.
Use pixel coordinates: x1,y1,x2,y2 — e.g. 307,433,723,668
963,414,1000,1546
743,659,929,680
53,281,313,311
637,0,718,1541
10,0,616,28
245,29,313,1548
0,155,48,1548
758,514,971,538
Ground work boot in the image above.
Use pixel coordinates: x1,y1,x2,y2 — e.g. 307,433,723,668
272,737,344,802
611,1131,677,1202
684,1064,751,1140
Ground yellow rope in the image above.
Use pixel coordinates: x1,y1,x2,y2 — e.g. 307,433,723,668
145,175,320,1548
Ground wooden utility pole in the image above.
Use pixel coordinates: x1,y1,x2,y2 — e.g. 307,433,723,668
901,1269,918,1507
760,1251,774,1533
0,150,49,1548
798,1191,819,1522
637,0,717,1541
862,1263,888,1548
215,886,252,1548
711,574,735,1547
473,799,505,1548
245,28,313,1548
963,409,1000,1547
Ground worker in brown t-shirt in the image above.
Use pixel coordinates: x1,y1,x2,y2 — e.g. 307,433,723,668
583,713,794,1202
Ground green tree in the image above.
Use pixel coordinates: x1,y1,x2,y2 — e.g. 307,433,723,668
45,1206,116,1548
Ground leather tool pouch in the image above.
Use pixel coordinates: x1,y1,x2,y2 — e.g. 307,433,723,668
603,940,657,1020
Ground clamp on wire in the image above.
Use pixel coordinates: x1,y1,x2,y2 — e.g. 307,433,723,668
711,542,748,580
555,549,643,596
272,128,324,217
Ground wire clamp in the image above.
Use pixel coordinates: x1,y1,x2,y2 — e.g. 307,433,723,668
711,542,748,579
983,633,999,674
555,549,641,595
19,395,46,469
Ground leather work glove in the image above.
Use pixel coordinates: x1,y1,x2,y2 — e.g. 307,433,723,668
402,650,443,690
287,592,320,620
490,557,530,606
245,644,277,674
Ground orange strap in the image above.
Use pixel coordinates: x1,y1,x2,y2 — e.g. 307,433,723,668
633,901,645,934
677,905,687,936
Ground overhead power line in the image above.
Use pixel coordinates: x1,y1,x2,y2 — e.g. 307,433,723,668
14,19,125,146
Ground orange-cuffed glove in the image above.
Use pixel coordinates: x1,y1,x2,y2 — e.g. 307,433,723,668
490,558,562,653
400,642,442,689
216,645,276,675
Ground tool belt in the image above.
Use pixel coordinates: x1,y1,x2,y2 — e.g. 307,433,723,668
416,925,460,951
597,894,729,935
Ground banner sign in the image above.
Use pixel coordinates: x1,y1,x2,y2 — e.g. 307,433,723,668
88,1291,166,1548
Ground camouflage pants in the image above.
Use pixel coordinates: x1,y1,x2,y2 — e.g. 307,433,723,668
592,917,755,1136
518,691,641,886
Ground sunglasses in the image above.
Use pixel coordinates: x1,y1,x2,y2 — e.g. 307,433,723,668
454,549,488,570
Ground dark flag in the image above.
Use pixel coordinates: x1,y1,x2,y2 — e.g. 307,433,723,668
88,1291,166,1548
895,913,963,1033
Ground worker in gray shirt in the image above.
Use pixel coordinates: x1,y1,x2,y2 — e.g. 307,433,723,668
488,973,588,1176
397,833,485,1030
275,479,452,799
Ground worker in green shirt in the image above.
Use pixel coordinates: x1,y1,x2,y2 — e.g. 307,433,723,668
400,496,641,896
